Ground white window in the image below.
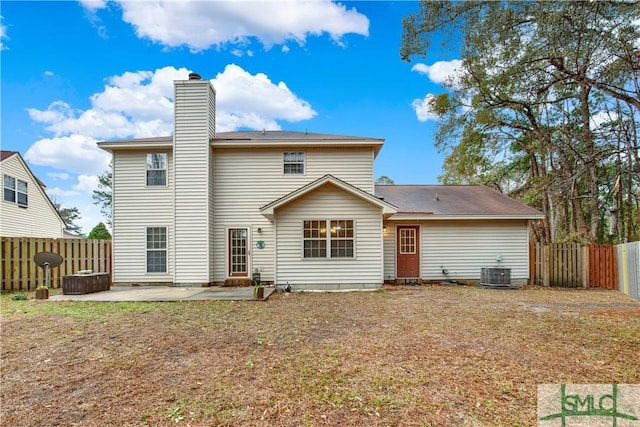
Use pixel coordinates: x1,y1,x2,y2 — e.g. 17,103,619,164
3,175,28,207
303,219,354,258
146,153,167,186
283,152,304,174
146,227,167,273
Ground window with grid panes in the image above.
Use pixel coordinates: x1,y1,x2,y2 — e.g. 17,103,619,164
3,175,28,207
303,219,354,258
146,153,167,186
283,152,304,174
146,227,167,273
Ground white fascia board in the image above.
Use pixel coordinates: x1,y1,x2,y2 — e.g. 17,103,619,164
97,139,174,152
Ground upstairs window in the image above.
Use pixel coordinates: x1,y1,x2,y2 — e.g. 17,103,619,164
3,175,28,207
283,152,304,174
303,219,354,258
146,153,167,186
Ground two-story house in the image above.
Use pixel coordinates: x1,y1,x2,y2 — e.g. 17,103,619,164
98,73,543,290
1,151,66,238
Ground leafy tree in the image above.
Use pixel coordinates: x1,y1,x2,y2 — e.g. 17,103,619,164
375,175,395,185
401,1,640,243
52,201,83,235
92,166,112,227
88,222,111,240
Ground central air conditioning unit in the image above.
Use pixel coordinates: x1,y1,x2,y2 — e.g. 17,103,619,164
481,267,511,285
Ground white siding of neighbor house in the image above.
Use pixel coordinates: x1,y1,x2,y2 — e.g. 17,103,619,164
173,80,216,285
274,183,383,290
0,155,65,238
111,150,174,284
382,220,530,284
212,146,376,284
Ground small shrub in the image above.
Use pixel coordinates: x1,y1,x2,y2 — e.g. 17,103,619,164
11,294,27,301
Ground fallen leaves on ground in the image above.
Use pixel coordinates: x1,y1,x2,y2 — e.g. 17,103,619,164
1,285,639,426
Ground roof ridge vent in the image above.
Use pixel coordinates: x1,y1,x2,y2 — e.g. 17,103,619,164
188,72,202,80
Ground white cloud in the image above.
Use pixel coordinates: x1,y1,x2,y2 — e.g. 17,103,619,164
75,202,106,235
590,110,618,131
212,64,316,130
0,15,8,51
78,0,107,12
412,59,464,86
44,70,54,77
82,0,369,51
25,134,110,176
411,94,439,122
47,187,79,197
25,64,316,175
47,172,70,181
74,175,100,193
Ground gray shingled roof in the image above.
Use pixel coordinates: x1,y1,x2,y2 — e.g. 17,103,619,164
213,130,383,142
374,185,543,217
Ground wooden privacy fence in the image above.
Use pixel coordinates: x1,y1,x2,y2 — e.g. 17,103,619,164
616,241,639,301
1,237,111,292
529,242,617,289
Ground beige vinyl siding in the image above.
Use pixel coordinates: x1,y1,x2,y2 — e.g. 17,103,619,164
173,80,215,284
274,183,383,290
382,226,396,281
212,146,376,284
0,155,64,238
111,150,174,284
208,146,215,282
421,220,530,284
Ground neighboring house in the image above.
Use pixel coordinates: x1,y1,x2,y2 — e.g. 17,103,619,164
98,73,544,289
0,151,66,238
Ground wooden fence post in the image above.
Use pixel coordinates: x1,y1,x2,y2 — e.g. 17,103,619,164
581,245,589,288
543,244,550,286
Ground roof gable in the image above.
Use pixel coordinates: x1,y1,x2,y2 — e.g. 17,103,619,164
260,174,397,220
374,185,543,219
0,151,66,226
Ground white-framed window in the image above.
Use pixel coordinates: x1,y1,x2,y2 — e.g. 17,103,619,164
283,152,304,174
3,175,28,207
146,153,167,186
146,227,167,273
303,219,354,258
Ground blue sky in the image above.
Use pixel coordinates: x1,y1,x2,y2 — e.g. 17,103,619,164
1,1,462,233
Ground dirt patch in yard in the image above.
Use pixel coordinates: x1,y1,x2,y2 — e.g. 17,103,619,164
1,285,639,426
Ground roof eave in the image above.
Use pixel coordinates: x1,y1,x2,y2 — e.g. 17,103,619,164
97,139,174,152
387,213,545,221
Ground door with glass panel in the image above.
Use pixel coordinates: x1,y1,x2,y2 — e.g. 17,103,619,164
228,228,248,277
396,226,420,278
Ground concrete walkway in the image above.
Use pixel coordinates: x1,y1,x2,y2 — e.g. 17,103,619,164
49,286,275,302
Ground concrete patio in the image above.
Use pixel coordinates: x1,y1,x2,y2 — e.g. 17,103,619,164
49,285,275,302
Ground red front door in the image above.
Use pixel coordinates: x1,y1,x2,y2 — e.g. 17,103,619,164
397,226,420,278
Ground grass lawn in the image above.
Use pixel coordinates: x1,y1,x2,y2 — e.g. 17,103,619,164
1,285,639,426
